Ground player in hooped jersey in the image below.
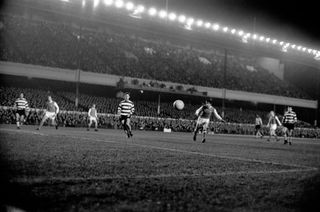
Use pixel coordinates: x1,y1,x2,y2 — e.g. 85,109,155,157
282,106,297,145
37,96,59,130
193,101,225,143
117,93,135,138
87,104,98,131
14,93,29,129
266,111,281,142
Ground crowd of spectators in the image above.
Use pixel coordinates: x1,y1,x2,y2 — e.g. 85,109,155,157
0,15,310,99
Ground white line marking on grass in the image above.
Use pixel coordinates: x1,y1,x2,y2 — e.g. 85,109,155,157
66,135,318,172
11,168,317,185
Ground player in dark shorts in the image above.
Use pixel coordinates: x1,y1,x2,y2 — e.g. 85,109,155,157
14,93,29,129
117,93,135,138
282,107,297,145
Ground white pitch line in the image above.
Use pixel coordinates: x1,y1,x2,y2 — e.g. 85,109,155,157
11,168,317,185
1,128,318,172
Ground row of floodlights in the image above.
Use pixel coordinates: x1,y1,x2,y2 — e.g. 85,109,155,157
77,0,320,59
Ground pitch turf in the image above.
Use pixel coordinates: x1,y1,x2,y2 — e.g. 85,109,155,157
0,125,320,212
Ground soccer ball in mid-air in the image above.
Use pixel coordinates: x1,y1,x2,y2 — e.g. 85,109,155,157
173,100,184,110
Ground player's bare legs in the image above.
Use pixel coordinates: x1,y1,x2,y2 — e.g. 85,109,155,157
37,116,48,130
88,119,98,131
193,124,200,141
125,118,133,137
87,119,93,131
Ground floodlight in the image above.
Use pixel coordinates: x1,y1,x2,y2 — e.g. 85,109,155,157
178,15,186,23
223,27,228,32
93,0,100,8
252,34,257,39
115,0,124,8
279,41,284,46
291,44,296,49
196,20,203,27
104,0,113,6
266,38,270,42
168,13,176,21
148,8,157,16
272,39,277,44
125,2,134,11
297,46,302,50
312,50,317,54
259,36,264,41
159,10,167,18
302,47,306,51
204,22,211,28
308,49,312,53
238,30,244,36
231,29,236,34
82,0,86,7
213,24,220,31
187,18,194,25
245,33,251,37
136,5,145,13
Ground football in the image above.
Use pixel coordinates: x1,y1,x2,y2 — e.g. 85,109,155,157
173,100,184,110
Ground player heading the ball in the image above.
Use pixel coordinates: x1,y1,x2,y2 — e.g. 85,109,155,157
193,100,225,143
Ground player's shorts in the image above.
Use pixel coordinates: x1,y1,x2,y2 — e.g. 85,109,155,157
44,111,56,119
283,123,295,131
197,117,210,130
16,110,26,116
89,116,97,122
119,115,130,122
255,125,261,130
270,124,277,131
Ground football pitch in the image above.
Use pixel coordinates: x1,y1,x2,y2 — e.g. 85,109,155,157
0,125,320,212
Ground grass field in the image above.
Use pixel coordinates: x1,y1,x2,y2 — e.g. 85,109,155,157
1,124,320,212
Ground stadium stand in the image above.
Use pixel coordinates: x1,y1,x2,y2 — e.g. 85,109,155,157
0,15,310,99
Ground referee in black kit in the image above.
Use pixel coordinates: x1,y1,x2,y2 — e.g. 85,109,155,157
117,92,135,138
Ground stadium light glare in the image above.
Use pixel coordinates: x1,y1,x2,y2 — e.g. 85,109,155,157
159,10,167,18
279,41,284,46
212,24,220,31
312,50,317,54
223,27,228,32
148,8,157,16
307,49,312,53
252,34,257,39
168,13,176,21
231,29,236,34
136,5,145,13
82,0,86,7
178,15,186,23
259,36,265,41
302,47,306,51
272,39,277,44
291,44,296,49
266,38,270,42
245,33,251,37
238,30,244,36
187,18,194,25
204,22,211,28
115,0,124,8
196,20,203,27
125,2,134,11
104,0,113,6
93,0,100,8
297,46,302,50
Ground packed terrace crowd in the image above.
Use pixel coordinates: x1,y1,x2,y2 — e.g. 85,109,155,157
0,15,310,99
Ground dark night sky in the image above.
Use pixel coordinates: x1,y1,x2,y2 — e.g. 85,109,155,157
139,0,319,48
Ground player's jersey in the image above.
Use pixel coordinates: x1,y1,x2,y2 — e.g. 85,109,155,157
255,117,262,125
47,101,58,112
118,100,135,116
269,116,280,125
89,108,97,117
197,105,215,119
15,98,29,110
282,111,297,124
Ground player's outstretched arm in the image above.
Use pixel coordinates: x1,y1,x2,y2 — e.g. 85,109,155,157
54,102,60,114
213,109,225,122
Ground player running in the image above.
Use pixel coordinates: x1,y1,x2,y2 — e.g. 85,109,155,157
254,114,263,138
193,101,225,143
87,104,98,131
37,96,59,130
282,106,297,145
266,111,281,142
14,93,29,129
117,93,135,138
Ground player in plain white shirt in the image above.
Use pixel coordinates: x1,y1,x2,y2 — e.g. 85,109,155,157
87,104,98,131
